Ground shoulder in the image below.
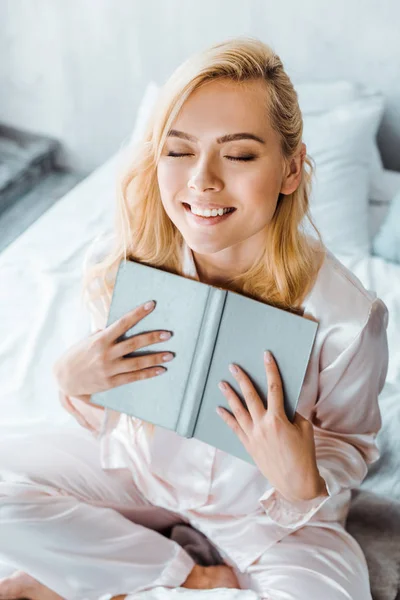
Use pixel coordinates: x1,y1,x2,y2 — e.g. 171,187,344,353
305,244,388,368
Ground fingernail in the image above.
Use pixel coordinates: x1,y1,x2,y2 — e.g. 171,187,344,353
229,363,238,374
264,350,272,363
159,331,172,340
144,300,155,311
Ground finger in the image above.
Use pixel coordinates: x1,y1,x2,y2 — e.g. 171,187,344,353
216,405,248,447
264,351,287,418
109,329,171,361
104,300,155,344
218,382,253,432
228,364,265,422
107,349,171,377
109,364,166,388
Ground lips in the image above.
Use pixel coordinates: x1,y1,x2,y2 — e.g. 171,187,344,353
182,202,236,227
182,202,236,212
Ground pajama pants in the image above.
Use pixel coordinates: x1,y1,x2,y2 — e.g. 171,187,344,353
0,428,373,600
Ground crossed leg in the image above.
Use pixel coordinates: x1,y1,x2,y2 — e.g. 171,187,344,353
242,522,373,600
0,428,371,600
0,428,196,600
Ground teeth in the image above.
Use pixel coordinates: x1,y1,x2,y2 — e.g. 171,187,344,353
190,205,233,217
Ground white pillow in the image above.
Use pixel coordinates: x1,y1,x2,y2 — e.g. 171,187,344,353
302,93,384,256
130,81,384,256
294,80,384,184
295,80,361,112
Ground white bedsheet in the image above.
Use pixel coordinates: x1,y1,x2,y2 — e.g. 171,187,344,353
1,146,400,598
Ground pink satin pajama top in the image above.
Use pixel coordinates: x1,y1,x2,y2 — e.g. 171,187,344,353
70,236,389,572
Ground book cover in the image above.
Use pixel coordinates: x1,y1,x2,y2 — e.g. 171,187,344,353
91,259,318,464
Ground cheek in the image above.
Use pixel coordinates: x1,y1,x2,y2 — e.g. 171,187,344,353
157,162,185,198
249,163,280,191
238,170,280,207
156,164,184,224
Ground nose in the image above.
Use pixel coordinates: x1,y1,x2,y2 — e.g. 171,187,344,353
187,158,223,193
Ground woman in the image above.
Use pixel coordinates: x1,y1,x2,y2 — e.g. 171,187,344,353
0,37,388,600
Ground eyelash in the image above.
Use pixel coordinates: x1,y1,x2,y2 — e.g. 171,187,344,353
167,152,256,162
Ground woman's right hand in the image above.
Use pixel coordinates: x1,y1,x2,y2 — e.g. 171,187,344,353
53,300,174,401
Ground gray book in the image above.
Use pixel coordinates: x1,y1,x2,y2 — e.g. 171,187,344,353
91,259,319,465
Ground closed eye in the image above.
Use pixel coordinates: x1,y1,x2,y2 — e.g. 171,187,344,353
167,152,256,162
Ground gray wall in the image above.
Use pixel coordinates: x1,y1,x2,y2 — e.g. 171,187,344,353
1,0,399,172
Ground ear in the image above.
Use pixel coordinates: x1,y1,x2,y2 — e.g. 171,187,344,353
280,143,306,196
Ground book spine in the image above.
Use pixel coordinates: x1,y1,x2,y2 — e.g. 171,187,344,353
176,287,227,437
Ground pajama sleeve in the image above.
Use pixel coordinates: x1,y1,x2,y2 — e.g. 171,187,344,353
258,297,389,529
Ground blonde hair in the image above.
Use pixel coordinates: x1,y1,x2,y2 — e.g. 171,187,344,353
81,35,325,440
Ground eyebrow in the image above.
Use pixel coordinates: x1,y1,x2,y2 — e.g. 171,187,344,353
167,129,266,145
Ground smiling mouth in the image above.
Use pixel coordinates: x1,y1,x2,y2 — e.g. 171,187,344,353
182,203,236,215
182,202,237,226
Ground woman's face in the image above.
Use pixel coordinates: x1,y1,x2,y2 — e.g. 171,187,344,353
156,78,302,280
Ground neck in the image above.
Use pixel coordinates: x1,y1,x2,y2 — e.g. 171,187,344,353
191,229,267,286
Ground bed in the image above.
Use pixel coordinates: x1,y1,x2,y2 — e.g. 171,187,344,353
1,141,400,599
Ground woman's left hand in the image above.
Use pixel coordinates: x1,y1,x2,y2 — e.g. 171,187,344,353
216,351,328,503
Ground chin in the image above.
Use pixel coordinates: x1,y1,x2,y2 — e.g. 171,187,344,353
184,235,233,255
